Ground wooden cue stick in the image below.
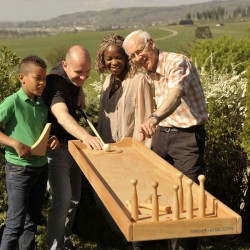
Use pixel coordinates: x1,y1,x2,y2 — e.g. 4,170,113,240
78,107,105,145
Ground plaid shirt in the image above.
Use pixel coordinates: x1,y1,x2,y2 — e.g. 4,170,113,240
148,51,208,128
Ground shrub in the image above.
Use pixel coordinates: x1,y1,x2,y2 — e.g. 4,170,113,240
190,35,250,229
0,46,20,240
190,36,250,74
241,64,250,156
200,61,249,227
194,26,212,39
0,46,20,101
240,62,250,230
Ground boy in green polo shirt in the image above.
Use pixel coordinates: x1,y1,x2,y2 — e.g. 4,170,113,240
0,55,58,250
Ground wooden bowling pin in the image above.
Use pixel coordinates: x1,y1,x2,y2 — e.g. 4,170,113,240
198,175,206,217
177,173,184,213
130,179,139,221
173,184,179,220
186,180,193,219
152,181,159,222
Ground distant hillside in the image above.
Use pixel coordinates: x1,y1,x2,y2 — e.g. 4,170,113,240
40,0,250,28
0,0,249,31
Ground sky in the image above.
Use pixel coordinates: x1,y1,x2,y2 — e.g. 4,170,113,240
0,0,222,22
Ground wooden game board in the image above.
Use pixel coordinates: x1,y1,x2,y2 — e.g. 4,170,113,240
68,138,242,242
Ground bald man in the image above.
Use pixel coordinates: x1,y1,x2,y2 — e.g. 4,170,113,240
42,45,103,250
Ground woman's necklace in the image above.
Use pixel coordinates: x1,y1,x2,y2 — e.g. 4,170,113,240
109,76,123,98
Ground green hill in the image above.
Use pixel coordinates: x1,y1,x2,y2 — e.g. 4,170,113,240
41,0,250,28
1,0,249,30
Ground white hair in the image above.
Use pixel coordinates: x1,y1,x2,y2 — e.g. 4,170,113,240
123,30,151,54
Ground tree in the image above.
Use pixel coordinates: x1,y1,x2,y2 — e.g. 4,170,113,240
179,19,194,25
186,13,192,20
194,26,212,39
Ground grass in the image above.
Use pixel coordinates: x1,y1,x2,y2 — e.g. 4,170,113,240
1,21,249,84
1,21,249,60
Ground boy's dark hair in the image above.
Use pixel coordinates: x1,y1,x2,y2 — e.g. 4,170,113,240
18,55,47,74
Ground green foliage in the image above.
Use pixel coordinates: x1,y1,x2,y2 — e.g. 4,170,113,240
45,46,68,69
190,35,250,74
240,62,250,230
200,60,249,226
242,64,250,156
194,26,212,39
84,77,103,124
0,46,20,102
0,46,20,240
35,225,47,249
179,19,194,25
196,6,226,20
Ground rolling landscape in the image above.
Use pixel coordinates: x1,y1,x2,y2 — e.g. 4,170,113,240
0,0,249,93
0,22,249,82
0,0,249,61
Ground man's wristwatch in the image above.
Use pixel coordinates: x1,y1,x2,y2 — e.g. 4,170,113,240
149,114,160,124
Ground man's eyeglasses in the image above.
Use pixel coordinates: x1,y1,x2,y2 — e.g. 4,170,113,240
130,41,148,60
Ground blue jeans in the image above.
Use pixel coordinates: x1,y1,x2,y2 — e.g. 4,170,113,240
47,143,82,250
0,162,48,250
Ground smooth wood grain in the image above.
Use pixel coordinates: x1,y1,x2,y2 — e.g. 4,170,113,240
68,138,242,241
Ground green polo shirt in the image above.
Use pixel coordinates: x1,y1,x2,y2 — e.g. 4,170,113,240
0,88,48,167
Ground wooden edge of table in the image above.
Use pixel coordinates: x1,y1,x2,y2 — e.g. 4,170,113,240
68,139,134,241
132,217,241,241
68,138,242,241
125,138,242,220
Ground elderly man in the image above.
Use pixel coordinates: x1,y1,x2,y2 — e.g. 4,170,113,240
123,30,208,250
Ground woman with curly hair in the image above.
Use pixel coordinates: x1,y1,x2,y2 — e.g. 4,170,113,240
95,34,154,249
96,33,153,146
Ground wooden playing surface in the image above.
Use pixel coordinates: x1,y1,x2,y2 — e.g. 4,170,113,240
68,138,242,241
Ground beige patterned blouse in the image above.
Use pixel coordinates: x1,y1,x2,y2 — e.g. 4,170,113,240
97,72,154,147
